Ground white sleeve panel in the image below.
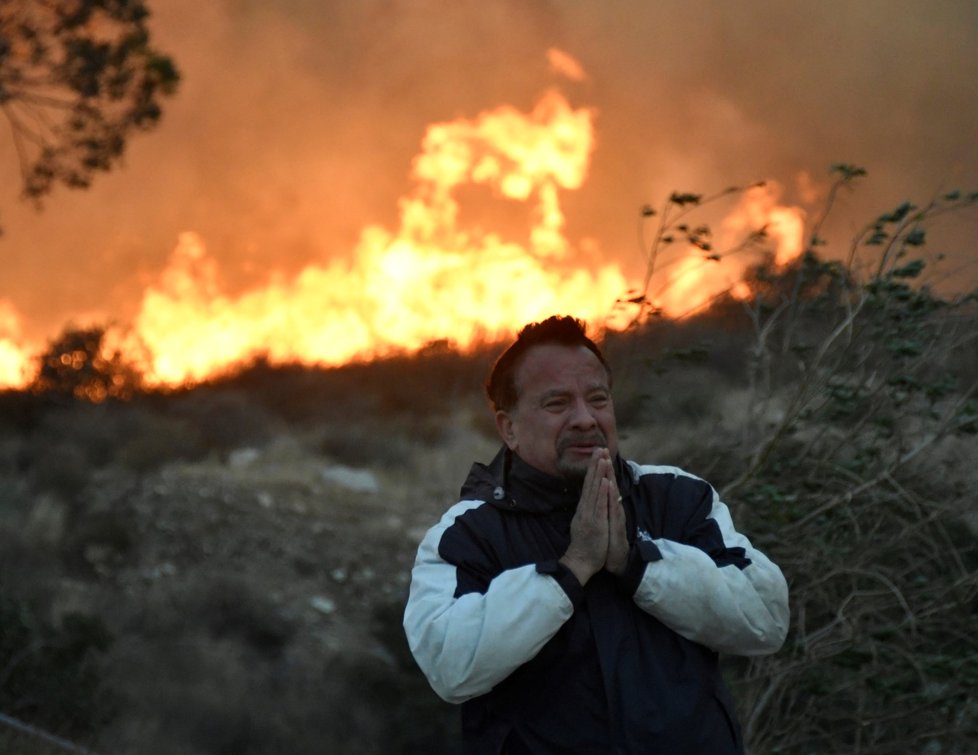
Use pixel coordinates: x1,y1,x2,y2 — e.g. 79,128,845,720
632,488,790,656
403,501,574,704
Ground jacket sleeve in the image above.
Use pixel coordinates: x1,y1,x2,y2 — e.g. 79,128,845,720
625,466,790,656
402,500,581,704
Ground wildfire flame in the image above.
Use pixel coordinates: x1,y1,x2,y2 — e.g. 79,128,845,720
128,88,626,385
547,48,589,82
0,301,30,387
0,57,807,392
724,182,805,267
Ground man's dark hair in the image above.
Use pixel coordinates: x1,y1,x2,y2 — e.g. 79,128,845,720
486,315,611,412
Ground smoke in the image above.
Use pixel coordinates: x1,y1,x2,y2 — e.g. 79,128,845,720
1,0,976,347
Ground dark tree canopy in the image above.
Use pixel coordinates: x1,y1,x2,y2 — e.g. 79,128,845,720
33,325,143,401
0,0,179,203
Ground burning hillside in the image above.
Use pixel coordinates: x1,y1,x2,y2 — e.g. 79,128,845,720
0,52,805,391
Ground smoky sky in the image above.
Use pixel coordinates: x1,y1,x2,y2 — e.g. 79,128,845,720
2,0,977,343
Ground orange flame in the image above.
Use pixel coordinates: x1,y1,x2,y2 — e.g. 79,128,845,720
723,182,806,267
638,183,805,318
128,89,627,386
547,48,589,82
1,75,809,392
0,301,30,387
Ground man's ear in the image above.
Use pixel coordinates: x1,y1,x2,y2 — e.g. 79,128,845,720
495,410,518,450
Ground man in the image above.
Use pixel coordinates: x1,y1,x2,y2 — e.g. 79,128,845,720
403,316,789,753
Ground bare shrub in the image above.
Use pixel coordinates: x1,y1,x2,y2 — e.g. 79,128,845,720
626,167,978,753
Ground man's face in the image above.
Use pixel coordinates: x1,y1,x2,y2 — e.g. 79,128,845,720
495,343,619,480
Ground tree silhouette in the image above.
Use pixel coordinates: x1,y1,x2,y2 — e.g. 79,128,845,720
0,0,179,215
32,325,142,401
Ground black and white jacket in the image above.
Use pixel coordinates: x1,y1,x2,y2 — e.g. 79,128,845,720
403,448,789,753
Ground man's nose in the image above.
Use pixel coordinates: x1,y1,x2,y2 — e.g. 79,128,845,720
568,398,598,428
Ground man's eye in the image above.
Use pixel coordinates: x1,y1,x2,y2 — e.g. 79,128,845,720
589,393,609,405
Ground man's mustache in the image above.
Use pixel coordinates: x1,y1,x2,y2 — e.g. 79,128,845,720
556,433,608,454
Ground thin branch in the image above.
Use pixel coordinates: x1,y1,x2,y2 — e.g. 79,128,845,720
0,711,103,755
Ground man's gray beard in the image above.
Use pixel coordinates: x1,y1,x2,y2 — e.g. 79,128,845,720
555,450,599,483
557,460,588,484
555,433,608,483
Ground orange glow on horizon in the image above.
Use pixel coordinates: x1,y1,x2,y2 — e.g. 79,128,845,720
0,76,807,393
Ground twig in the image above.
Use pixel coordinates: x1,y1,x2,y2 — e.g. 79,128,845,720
0,711,102,755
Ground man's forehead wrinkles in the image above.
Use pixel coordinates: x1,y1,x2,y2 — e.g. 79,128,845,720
513,345,611,403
